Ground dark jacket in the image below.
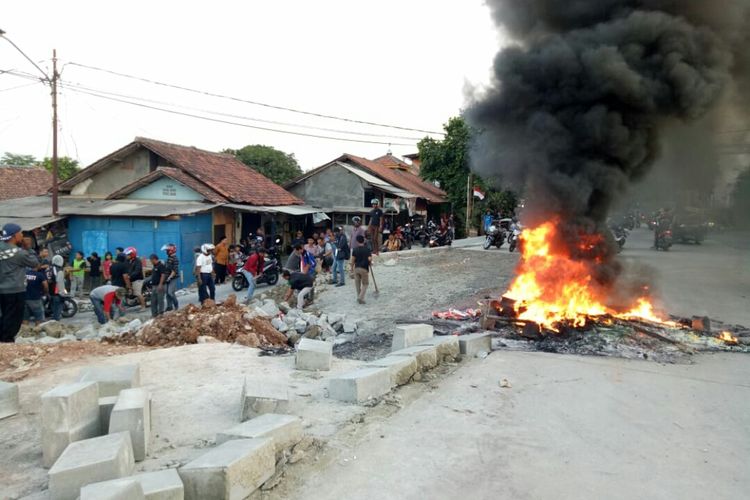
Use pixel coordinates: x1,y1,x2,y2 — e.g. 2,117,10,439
128,257,144,281
0,241,40,294
335,234,350,260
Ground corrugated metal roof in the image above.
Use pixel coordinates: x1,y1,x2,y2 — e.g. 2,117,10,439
338,163,416,198
223,204,324,216
0,215,65,231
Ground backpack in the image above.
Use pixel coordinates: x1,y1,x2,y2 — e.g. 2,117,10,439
302,250,316,275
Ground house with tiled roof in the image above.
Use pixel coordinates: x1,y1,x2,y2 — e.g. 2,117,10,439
0,165,52,200
284,153,447,228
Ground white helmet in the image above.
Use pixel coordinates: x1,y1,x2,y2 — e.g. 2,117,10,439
201,243,215,254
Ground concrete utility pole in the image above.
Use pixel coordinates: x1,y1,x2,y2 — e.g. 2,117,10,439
466,172,473,235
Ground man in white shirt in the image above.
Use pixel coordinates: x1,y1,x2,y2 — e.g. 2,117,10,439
194,244,216,303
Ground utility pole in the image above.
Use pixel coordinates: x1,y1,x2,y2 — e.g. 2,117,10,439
465,172,472,236
51,49,59,216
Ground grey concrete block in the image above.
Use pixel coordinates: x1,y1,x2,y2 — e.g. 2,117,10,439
178,438,275,500
41,382,100,467
216,414,302,457
389,344,439,371
458,333,492,357
240,378,292,422
365,356,418,386
417,335,460,362
84,469,184,500
80,478,145,500
48,431,135,500
99,396,118,435
328,367,392,402
108,388,151,461
0,380,19,420
77,364,141,397
295,338,332,371
391,324,433,351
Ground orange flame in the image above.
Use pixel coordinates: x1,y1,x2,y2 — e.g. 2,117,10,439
719,331,738,344
504,222,672,330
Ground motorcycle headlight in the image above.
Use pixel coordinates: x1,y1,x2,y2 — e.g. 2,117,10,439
488,225,497,234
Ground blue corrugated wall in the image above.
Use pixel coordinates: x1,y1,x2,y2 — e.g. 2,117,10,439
67,213,212,287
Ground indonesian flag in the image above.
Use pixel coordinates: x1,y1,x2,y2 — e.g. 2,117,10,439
473,186,485,200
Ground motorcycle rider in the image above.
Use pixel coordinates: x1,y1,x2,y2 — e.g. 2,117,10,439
161,243,180,311
654,208,673,248
195,244,216,303
0,223,40,342
240,247,266,304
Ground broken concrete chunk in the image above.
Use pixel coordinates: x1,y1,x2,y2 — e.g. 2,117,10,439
77,364,141,398
342,319,358,333
240,377,292,421
294,319,308,334
178,438,275,500
417,335,460,362
389,344,439,371
365,356,418,386
0,380,19,420
260,300,280,317
391,324,434,351
329,367,392,402
80,478,145,500
217,413,303,457
108,388,151,461
458,333,492,357
270,317,288,333
85,469,184,500
41,381,100,468
295,338,333,371
48,431,135,500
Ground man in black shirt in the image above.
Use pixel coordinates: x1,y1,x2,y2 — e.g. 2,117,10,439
88,252,102,290
124,248,145,309
162,243,180,311
368,199,384,256
110,254,128,288
350,234,372,304
149,254,166,317
282,269,314,309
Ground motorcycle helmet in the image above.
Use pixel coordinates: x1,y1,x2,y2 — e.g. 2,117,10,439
352,216,362,224
201,243,215,254
371,199,380,206
52,254,64,267
161,243,177,255
123,246,137,257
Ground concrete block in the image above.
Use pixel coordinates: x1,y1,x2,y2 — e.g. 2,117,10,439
41,382,100,467
458,333,492,357
389,344,439,371
178,438,275,500
217,414,302,457
391,324,433,351
80,478,145,500
365,356,418,386
77,364,141,397
108,388,151,461
84,469,184,500
240,378,292,422
328,367,391,402
417,335,460,362
295,338,332,371
48,431,135,500
99,396,118,434
0,380,19,420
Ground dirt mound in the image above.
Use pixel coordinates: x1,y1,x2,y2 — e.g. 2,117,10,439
105,295,289,349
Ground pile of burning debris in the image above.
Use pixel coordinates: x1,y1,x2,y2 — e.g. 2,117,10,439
105,295,289,350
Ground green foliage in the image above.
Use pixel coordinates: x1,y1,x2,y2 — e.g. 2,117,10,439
40,156,80,181
0,152,37,166
225,144,302,185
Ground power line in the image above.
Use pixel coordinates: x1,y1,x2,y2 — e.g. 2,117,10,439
58,79,426,141
66,61,444,136
0,81,40,92
63,85,418,146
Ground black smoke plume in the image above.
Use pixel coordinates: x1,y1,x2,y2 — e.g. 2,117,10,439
466,0,750,286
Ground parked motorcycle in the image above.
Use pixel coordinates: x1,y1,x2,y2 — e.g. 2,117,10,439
232,240,282,291
400,224,414,250
417,220,433,248
654,229,673,251
483,220,506,250
42,295,78,319
428,226,453,248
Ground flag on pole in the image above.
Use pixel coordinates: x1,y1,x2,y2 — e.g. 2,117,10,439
472,186,485,200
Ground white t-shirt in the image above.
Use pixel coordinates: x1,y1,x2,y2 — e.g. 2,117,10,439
195,253,214,274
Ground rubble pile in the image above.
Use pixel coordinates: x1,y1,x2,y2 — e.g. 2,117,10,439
106,295,289,348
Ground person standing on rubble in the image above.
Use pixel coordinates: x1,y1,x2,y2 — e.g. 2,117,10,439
123,247,145,310
149,254,167,317
350,234,372,305
0,223,40,342
195,244,216,303
162,244,180,311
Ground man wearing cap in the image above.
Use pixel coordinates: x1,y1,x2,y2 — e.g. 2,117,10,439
0,223,40,342
367,199,384,255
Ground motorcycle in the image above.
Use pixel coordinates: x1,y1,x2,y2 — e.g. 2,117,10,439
42,295,78,319
655,229,673,251
428,226,453,248
508,225,522,253
399,224,414,250
610,225,629,253
232,241,282,291
417,220,433,248
483,220,506,250
123,281,152,308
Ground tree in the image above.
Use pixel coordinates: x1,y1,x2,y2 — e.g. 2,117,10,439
224,145,302,185
40,156,80,181
1,152,37,166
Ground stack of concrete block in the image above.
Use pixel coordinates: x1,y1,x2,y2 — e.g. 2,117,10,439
80,469,184,500
217,413,302,458
0,380,19,420
391,324,433,351
99,395,119,434
108,388,151,461
389,344,439,371
457,332,492,356
295,338,333,371
328,367,392,403
240,378,293,422
48,431,135,500
77,363,141,397
416,335,460,363
41,381,101,467
178,438,275,500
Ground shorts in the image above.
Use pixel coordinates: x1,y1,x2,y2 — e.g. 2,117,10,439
132,280,144,297
24,299,45,322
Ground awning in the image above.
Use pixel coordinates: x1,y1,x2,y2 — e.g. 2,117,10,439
338,163,417,199
0,215,65,231
223,204,324,216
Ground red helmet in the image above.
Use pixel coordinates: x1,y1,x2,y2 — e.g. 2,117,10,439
161,243,177,255
123,246,137,257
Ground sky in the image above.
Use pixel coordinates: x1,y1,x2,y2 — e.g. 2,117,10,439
0,0,500,171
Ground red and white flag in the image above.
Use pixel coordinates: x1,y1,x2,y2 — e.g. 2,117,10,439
473,186,485,200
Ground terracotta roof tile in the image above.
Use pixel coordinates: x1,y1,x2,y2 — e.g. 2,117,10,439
0,167,53,201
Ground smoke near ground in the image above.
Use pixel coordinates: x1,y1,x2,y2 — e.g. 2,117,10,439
466,0,750,229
